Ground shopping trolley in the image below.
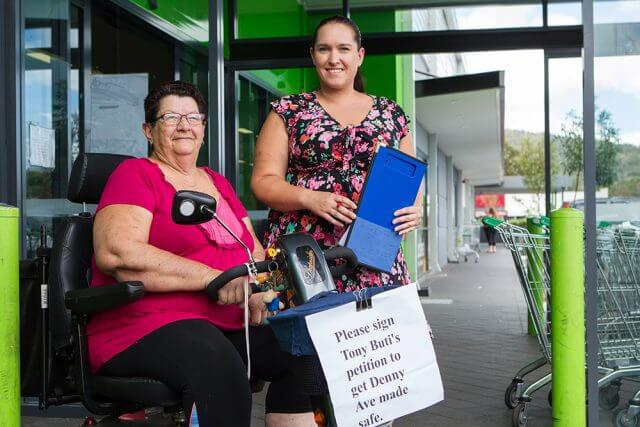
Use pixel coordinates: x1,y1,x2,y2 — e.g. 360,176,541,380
452,223,481,263
481,216,552,423
483,217,640,427
596,225,640,427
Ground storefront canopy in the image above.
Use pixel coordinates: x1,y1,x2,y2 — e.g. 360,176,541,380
414,71,505,186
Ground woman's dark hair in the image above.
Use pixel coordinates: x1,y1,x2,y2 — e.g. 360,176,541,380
144,81,207,124
311,15,365,93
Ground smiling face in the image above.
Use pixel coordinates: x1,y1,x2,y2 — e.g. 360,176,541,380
311,22,364,91
143,95,205,160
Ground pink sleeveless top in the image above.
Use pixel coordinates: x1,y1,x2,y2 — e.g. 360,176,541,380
87,158,254,372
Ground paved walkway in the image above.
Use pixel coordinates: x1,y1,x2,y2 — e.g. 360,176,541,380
22,245,632,426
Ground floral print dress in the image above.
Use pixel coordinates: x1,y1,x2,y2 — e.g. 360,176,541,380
263,92,412,292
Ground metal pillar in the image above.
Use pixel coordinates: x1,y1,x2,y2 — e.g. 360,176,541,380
544,51,551,215
582,0,598,424
342,0,350,19
427,133,441,273
446,155,455,260
0,0,20,208
456,170,464,230
208,0,225,174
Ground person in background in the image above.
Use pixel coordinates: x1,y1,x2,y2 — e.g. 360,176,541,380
484,207,499,253
251,16,421,292
89,81,314,427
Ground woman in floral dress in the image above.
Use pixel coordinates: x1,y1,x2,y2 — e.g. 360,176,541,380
251,16,421,292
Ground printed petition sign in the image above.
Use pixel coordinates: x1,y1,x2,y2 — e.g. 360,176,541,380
306,283,443,426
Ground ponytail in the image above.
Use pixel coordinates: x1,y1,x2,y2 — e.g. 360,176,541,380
354,68,365,93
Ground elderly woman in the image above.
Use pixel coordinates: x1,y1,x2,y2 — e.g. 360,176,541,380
88,81,314,427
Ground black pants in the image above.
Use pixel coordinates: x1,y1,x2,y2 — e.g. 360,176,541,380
484,226,497,246
99,319,311,427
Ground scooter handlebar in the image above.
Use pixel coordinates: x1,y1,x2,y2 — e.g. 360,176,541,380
205,260,275,301
323,246,359,278
206,246,358,301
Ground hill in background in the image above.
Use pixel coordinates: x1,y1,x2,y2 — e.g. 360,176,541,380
504,129,640,196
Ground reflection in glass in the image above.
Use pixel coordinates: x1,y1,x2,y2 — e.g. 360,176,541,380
237,76,275,211
549,57,582,209
416,4,542,31
22,0,72,256
70,5,82,162
594,1,640,422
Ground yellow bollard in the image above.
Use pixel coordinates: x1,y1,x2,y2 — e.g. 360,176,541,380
0,205,20,426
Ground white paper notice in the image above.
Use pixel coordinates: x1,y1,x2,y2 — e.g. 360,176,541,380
29,124,55,169
305,283,443,427
89,73,148,157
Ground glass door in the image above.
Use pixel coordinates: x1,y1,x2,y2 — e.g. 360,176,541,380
22,0,76,256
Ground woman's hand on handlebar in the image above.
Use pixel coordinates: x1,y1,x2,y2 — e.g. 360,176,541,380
216,276,250,305
246,293,268,326
302,190,357,227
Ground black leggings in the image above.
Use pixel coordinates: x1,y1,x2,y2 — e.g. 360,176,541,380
99,319,311,426
485,226,497,246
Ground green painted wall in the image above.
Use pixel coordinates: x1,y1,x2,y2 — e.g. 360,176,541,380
237,0,307,39
128,0,209,42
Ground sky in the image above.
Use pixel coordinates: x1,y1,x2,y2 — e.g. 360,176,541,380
451,1,640,145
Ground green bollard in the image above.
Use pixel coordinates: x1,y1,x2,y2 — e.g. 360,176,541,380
550,208,585,426
0,205,20,426
526,217,546,337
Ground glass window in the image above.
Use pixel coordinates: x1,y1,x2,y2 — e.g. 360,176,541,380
70,5,83,162
548,56,583,210
89,2,174,158
22,0,74,256
548,1,582,26
413,4,542,32
595,0,640,24
594,0,640,227
592,4,640,423
236,75,278,212
19,0,209,256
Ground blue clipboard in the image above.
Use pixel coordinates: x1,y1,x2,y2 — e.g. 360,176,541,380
342,146,427,273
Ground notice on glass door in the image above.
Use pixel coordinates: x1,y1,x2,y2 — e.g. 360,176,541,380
29,124,55,169
89,73,148,157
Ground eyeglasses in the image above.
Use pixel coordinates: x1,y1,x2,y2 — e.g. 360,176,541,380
154,112,206,127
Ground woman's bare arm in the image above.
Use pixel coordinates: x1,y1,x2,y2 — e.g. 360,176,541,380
93,204,221,293
398,133,415,158
241,217,265,261
251,111,309,211
251,111,356,226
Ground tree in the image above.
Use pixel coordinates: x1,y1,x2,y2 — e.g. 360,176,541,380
610,177,640,197
555,111,583,199
503,136,548,213
504,141,522,176
595,109,619,188
519,138,545,198
554,108,620,200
